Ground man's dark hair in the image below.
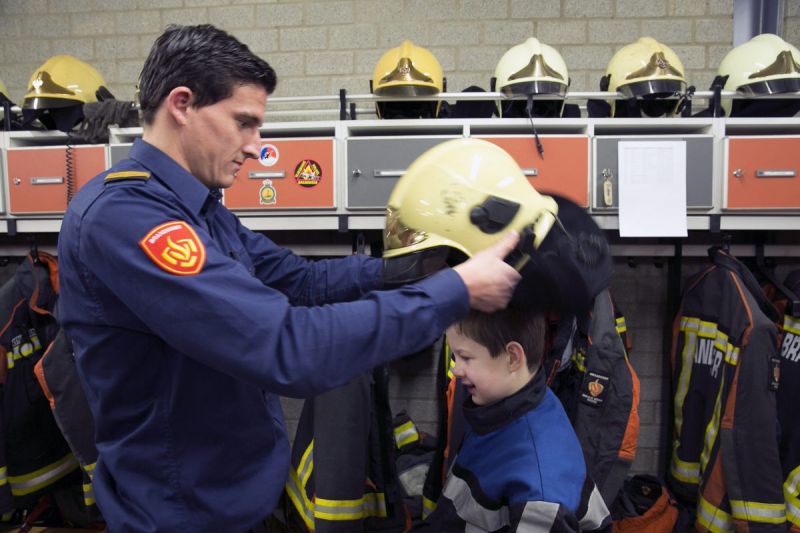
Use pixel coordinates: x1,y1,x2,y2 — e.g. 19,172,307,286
138,24,277,125
453,306,546,372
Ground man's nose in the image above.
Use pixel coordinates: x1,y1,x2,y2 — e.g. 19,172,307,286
242,131,261,159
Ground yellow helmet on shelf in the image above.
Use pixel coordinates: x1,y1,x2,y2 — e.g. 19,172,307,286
717,33,800,116
371,41,444,119
383,137,558,284
494,37,569,118
23,55,108,110
0,77,11,105
605,37,686,117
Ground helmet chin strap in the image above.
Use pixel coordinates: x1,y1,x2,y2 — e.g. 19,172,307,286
525,93,545,159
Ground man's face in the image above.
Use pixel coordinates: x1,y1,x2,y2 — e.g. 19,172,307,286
446,326,515,406
182,83,266,189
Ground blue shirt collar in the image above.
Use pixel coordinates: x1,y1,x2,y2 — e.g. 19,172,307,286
129,138,217,216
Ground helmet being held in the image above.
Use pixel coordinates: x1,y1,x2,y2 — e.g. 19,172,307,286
372,41,444,119
383,138,612,313
494,37,569,118
605,37,687,117
717,33,800,117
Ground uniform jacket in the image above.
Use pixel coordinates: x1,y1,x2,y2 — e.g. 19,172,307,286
669,248,786,532
57,139,470,532
0,252,80,511
416,370,611,532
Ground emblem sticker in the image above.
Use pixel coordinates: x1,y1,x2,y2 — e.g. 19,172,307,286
259,144,279,167
769,357,781,391
294,159,322,188
259,179,277,205
580,371,610,407
139,221,206,276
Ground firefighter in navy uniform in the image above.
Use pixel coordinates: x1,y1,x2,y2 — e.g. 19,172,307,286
56,24,521,532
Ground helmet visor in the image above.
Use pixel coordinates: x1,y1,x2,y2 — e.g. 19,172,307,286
383,247,451,285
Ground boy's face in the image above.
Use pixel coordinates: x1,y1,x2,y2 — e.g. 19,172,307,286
446,326,518,406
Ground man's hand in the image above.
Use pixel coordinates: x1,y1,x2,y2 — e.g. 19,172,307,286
453,232,522,312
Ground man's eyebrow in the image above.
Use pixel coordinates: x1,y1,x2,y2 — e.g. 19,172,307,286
236,113,262,127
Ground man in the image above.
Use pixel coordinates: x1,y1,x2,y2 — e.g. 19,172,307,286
57,24,520,532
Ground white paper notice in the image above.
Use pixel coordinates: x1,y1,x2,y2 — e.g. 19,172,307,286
618,141,687,237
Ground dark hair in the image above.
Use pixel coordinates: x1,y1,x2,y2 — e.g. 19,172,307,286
138,24,277,125
453,306,546,372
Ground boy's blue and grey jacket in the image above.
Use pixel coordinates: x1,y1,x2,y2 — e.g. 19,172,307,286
415,370,611,532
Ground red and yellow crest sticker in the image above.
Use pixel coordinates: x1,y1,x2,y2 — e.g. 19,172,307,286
139,221,206,276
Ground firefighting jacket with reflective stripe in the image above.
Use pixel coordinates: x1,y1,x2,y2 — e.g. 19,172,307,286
549,289,640,508
34,329,101,515
0,252,80,512
669,248,786,532
415,370,611,532
766,271,800,531
285,368,406,532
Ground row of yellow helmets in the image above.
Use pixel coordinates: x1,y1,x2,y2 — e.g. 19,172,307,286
372,33,800,117
1,33,798,119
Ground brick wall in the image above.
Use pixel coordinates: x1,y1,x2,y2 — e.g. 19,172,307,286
0,0,753,104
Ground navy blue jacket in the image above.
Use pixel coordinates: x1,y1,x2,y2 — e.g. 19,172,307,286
418,370,610,532
57,139,469,532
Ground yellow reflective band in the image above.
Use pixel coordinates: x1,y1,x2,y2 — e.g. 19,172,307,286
84,462,96,479
697,495,734,533
394,420,420,449
786,496,800,527
285,467,314,530
314,492,387,521
0,466,6,486
730,499,786,524
297,441,314,488
446,343,455,380
422,495,437,519
572,351,586,372
724,344,739,366
785,465,800,498
784,315,800,336
9,453,79,496
700,379,724,473
83,482,95,507
6,352,13,370
615,317,627,334
670,454,700,484
674,317,699,445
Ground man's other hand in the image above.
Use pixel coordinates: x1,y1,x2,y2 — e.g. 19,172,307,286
453,232,521,312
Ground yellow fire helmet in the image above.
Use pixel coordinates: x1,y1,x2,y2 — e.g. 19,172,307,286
717,33,800,116
371,40,444,119
383,137,612,313
494,37,569,118
606,37,686,117
23,55,108,110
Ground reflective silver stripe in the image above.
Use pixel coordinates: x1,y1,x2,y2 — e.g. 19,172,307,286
394,420,419,448
314,492,387,520
670,455,700,484
615,317,627,334
786,496,800,527
674,317,699,461
730,499,786,524
297,441,314,487
785,464,800,497
580,485,610,531
519,501,560,530
422,495,436,519
697,496,734,533
700,377,724,473
284,467,314,529
9,454,79,496
83,482,95,506
784,315,800,335
443,473,509,531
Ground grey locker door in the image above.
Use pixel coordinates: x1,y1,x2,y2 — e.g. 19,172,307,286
594,137,713,209
347,137,453,209
109,144,133,166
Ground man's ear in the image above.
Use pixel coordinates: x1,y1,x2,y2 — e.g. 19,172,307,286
506,341,526,373
165,86,194,126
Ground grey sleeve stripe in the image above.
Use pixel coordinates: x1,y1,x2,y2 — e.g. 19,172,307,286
579,485,610,530
443,474,510,531
519,500,560,531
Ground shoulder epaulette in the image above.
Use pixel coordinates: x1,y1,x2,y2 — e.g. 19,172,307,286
104,171,151,183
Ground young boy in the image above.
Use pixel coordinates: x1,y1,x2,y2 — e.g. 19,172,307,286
419,306,611,532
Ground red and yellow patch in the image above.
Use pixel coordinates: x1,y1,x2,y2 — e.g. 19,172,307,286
139,221,206,276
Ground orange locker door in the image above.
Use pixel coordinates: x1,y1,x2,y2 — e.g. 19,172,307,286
224,139,335,210
7,146,106,215
726,137,800,209
475,136,589,207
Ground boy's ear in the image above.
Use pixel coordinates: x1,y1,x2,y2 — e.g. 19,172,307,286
506,341,526,372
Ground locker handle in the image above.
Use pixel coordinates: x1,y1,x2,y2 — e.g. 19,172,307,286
29,176,64,185
248,171,285,179
373,170,405,178
755,169,795,178
522,168,538,177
